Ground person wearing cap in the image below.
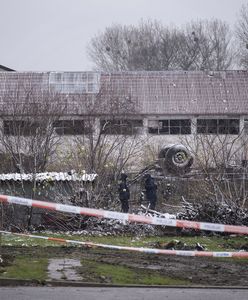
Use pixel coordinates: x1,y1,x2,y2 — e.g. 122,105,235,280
144,174,157,210
118,173,130,213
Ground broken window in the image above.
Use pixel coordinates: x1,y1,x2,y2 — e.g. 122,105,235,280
3,120,42,136
53,120,90,135
197,119,240,135
100,119,143,135
148,119,191,135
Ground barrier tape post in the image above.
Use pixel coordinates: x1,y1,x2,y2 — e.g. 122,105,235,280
0,194,248,235
0,230,248,259
0,203,2,256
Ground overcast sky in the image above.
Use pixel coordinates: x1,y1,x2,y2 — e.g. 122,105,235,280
0,0,246,71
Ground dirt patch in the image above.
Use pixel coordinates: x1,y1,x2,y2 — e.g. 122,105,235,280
80,249,248,286
0,245,247,286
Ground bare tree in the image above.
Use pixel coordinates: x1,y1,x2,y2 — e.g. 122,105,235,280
88,20,174,72
0,81,66,228
0,86,65,174
236,4,248,69
56,84,146,210
0,77,146,230
180,128,248,225
177,19,233,70
88,19,234,72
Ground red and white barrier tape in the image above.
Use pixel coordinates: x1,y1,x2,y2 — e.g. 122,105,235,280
0,230,247,258
0,194,248,235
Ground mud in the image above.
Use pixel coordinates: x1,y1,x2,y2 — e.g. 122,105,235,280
0,246,247,286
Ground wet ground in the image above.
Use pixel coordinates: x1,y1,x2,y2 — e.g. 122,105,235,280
1,246,248,286
47,258,82,281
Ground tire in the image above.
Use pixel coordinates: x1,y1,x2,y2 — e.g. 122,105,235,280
164,144,193,174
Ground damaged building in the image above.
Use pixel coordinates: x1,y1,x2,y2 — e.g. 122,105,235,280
0,70,247,169
0,69,248,228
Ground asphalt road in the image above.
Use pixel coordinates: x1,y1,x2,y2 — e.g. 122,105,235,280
0,287,247,300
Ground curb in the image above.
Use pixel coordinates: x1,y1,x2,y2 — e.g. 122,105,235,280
0,278,248,289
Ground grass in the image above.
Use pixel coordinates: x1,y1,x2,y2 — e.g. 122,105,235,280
0,257,48,281
84,234,248,251
1,232,248,251
0,233,247,284
78,259,190,285
0,252,190,285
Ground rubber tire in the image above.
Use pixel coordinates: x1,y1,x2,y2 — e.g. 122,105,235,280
165,144,193,174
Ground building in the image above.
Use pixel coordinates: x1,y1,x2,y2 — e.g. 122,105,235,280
0,64,15,72
0,70,247,226
0,70,247,163
0,70,247,135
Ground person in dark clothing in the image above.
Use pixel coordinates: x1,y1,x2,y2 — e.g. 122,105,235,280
144,174,157,210
118,173,130,213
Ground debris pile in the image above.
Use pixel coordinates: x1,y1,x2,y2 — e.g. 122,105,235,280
148,240,206,251
71,217,159,236
30,205,177,235
177,197,248,226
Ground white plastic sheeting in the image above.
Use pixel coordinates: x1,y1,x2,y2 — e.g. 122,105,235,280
0,172,97,182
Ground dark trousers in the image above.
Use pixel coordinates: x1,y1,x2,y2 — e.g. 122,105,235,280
121,200,129,213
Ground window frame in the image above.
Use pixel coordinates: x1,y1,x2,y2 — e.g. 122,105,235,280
49,72,100,94
197,119,240,135
148,119,191,135
3,120,42,136
100,119,143,135
53,119,90,135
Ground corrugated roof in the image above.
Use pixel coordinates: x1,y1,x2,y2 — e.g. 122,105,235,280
101,71,248,115
0,70,247,115
0,172,97,182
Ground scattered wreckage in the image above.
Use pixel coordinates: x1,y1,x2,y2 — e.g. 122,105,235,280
2,144,247,231
131,143,248,227
130,144,194,185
